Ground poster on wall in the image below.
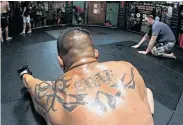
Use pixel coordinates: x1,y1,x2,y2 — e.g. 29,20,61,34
94,3,100,8
155,6,161,21
93,8,100,14
127,2,174,33
127,4,138,31
93,3,100,14
127,2,156,32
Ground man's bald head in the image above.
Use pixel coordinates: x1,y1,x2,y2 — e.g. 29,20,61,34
57,27,95,65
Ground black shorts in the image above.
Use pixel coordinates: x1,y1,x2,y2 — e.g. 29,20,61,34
1,13,9,29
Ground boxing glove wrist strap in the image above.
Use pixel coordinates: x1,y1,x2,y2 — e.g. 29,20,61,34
20,70,29,76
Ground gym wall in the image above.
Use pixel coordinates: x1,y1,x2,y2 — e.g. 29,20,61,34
8,1,182,50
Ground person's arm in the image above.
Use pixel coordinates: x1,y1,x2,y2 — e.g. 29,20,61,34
23,74,54,109
138,34,149,46
132,34,149,48
22,6,27,16
138,25,160,54
146,88,154,114
126,62,154,114
145,25,160,53
145,35,157,53
6,2,10,11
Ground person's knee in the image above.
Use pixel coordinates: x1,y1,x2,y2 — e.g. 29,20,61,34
166,42,175,51
151,48,161,56
151,48,157,56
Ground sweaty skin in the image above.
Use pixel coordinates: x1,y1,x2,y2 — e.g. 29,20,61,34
23,60,154,125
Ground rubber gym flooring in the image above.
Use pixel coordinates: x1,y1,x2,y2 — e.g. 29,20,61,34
1,27,183,125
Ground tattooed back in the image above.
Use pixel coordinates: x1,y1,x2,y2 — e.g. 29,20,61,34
43,61,154,125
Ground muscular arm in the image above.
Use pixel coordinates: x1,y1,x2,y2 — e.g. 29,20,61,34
127,63,147,98
23,74,54,109
124,62,153,113
145,24,161,53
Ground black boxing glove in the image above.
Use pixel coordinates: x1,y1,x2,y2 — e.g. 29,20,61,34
17,65,32,80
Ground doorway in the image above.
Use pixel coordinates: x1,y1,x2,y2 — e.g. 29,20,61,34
88,1,106,24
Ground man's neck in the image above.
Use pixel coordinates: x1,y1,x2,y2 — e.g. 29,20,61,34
65,57,98,73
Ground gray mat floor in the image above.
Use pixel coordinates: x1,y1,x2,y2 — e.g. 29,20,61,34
46,27,142,46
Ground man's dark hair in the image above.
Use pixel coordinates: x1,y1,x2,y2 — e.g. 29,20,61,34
57,27,95,64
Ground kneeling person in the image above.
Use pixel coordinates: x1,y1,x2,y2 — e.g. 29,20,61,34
132,15,176,59
17,27,154,125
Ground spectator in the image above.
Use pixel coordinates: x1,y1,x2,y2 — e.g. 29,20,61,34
41,2,47,27
35,2,43,27
0,1,12,42
20,1,32,34
13,1,22,35
53,10,60,26
57,9,63,25
29,2,37,28
73,6,84,24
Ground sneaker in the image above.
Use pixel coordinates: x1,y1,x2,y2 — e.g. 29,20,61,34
6,37,12,41
27,30,32,33
20,32,25,35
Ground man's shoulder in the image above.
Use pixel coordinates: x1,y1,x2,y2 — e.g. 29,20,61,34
5,1,9,5
153,20,166,28
102,61,135,68
152,20,161,28
61,61,136,78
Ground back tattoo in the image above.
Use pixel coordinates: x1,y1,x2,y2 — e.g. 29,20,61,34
35,68,135,113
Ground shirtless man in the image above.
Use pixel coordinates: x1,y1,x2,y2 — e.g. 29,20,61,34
0,1,12,42
17,27,154,125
